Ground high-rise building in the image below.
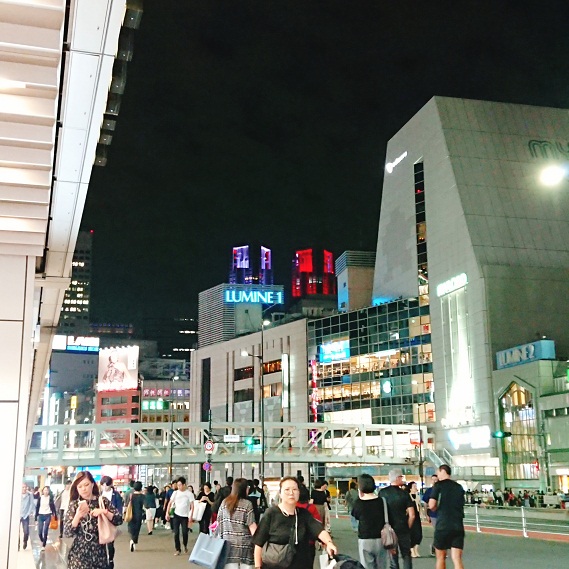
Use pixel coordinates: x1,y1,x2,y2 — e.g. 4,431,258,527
58,230,93,334
229,245,273,285
335,251,376,312
291,248,336,298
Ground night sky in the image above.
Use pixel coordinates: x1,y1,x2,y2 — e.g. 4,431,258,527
83,0,569,324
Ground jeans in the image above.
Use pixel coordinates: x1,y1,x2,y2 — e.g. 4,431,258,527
172,514,189,551
20,517,30,548
389,532,412,569
350,515,358,531
37,513,51,545
359,538,388,569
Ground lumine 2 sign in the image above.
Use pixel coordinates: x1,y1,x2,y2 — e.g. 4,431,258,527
224,289,284,304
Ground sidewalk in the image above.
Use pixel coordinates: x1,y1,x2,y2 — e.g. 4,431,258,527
22,514,569,569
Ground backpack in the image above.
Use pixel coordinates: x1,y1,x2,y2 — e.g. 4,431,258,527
334,554,366,569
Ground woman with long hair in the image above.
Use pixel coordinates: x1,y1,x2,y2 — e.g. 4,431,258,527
215,478,257,568
63,471,122,569
253,476,337,569
406,481,423,558
36,486,57,549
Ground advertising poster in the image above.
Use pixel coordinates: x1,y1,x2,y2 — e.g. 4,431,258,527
97,346,139,392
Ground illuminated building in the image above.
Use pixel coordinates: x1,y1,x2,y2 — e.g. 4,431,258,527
58,230,93,334
291,249,337,298
229,245,273,285
372,97,569,490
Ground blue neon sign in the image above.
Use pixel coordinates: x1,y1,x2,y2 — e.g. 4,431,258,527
224,290,284,304
496,339,555,370
319,340,350,363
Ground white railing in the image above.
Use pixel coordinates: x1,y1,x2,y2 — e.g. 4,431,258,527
26,421,427,468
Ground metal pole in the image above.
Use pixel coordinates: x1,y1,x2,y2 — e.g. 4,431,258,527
474,503,481,533
169,375,174,478
260,322,265,485
418,402,424,491
521,506,528,538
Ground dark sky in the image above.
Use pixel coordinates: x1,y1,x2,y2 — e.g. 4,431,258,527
83,0,569,324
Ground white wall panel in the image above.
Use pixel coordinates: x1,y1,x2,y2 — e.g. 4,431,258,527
0,254,25,320
54,127,87,181
0,321,23,400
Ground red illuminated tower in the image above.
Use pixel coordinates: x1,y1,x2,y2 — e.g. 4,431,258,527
291,249,337,298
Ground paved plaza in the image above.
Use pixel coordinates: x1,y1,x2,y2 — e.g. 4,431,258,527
17,514,569,569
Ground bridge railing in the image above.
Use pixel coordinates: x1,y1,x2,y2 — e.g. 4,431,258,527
26,421,428,468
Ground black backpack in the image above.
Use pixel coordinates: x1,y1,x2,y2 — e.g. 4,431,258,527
333,554,365,569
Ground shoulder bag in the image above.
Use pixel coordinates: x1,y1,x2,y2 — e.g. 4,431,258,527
261,508,298,569
123,498,133,523
98,496,119,544
380,497,398,550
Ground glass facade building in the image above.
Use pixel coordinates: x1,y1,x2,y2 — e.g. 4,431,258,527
307,299,436,428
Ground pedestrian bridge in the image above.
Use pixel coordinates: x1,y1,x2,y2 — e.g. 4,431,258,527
25,421,426,469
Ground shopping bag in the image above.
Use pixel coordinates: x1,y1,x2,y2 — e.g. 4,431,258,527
193,500,207,522
189,533,228,569
49,515,58,530
320,552,337,569
123,500,133,523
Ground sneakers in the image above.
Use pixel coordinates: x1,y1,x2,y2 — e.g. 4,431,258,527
174,551,181,556
130,540,135,552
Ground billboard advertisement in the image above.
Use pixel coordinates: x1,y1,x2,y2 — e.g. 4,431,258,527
97,346,139,392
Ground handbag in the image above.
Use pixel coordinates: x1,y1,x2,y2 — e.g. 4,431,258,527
49,515,58,530
98,497,118,545
193,500,207,522
380,497,398,550
123,500,133,523
189,532,229,569
261,509,297,569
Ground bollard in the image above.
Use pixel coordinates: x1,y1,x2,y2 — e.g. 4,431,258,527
474,503,481,533
521,506,528,538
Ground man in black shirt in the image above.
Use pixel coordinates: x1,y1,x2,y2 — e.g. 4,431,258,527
352,474,387,569
428,464,465,569
379,469,415,569
212,476,233,514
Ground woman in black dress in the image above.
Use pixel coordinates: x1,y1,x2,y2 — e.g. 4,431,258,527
128,481,145,552
406,481,423,557
195,482,215,534
64,471,122,569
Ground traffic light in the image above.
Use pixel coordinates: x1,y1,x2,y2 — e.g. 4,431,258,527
491,430,512,439
244,436,260,448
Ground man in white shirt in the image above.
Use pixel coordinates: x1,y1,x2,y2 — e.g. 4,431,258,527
165,477,195,555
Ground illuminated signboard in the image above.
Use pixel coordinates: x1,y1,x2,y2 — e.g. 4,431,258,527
496,339,555,370
436,273,468,297
224,290,284,304
97,346,139,392
319,340,350,363
385,151,408,173
52,335,100,352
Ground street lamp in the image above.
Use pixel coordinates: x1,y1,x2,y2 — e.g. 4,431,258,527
169,374,179,479
241,318,271,484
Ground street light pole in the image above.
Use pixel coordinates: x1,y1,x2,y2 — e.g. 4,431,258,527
169,374,179,480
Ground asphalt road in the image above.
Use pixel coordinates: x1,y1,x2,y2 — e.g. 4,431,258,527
20,514,569,569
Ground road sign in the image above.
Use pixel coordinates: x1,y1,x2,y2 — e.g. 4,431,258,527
224,434,241,443
204,439,215,453
202,461,212,471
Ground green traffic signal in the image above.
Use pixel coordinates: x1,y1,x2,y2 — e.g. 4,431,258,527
244,436,254,446
491,430,512,439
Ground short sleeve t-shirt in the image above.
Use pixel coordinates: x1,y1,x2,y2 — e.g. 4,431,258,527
430,479,465,532
351,497,386,539
171,489,195,517
253,506,323,569
310,490,327,505
379,485,413,534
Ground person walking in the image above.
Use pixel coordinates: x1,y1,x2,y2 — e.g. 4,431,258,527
212,477,233,516
165,476,195,555
127,481,145,552
310,479,329,533
379,469,415,569
345,481,359,532
20,483,35,550
215,478,257,568
405,482,423,558
58,480,72,539
63,471,122,569
36,486,57,550
100,476,123,568
422,474,439,556
144,486,157,535
297,485,322,568
427,465,466,569
195,482,215,534
351,474,387,569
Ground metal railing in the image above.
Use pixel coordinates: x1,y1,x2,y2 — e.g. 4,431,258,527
465,504,569,537
26,420,427,468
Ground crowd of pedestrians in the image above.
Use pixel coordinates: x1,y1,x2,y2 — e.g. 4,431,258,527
17,467,472,569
